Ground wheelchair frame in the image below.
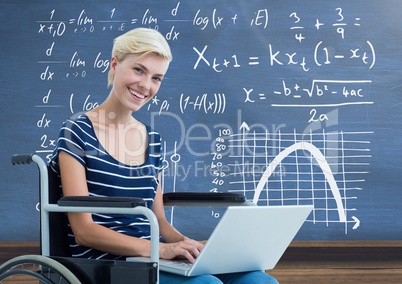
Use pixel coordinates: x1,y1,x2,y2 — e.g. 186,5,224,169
0,153,250,283
2,154,160,284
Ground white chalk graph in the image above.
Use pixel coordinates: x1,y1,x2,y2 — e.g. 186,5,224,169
160,127,372,234
252,141,346,222
228,127,372,233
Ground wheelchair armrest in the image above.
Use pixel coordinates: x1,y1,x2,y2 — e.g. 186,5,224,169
163,192,248,206
58,196,146,208
11,153,35,165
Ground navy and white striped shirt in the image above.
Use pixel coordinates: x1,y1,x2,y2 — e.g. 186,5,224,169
50,113,163,260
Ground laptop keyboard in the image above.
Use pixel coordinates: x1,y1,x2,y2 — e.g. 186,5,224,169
161,259,192,269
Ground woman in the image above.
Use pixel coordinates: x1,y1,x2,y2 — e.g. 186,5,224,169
50,27,278,284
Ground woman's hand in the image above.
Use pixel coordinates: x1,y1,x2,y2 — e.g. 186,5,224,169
159,238,204,263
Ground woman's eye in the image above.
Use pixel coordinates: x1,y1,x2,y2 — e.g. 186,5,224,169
153,77,162,82
134,67,143,74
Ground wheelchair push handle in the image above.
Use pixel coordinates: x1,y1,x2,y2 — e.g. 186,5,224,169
11,153,36,165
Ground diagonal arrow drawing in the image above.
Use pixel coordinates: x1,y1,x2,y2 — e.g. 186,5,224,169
352,216,360,229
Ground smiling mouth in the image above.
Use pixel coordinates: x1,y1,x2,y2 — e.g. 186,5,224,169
129,88,145,100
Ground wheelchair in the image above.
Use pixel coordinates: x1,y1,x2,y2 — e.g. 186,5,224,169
0,153,250,283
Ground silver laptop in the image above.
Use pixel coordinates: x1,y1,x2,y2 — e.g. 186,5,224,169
127,205,313,277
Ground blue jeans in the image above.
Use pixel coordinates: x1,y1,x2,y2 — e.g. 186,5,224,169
159,270,279,284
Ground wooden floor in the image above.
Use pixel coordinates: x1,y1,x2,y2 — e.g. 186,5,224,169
270,259,402,283
268,241,402,284
1,241,402,283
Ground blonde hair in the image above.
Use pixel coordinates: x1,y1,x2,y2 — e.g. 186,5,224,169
107,28,172,86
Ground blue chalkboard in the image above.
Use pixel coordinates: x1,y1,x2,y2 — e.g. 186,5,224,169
1,0,402,242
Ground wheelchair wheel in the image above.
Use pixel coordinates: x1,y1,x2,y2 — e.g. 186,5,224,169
0,254,81,283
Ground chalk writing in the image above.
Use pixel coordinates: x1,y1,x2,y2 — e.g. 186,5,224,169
30,2,378,239
179,93,226,114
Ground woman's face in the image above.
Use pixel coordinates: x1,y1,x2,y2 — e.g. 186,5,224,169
110,53,169,112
